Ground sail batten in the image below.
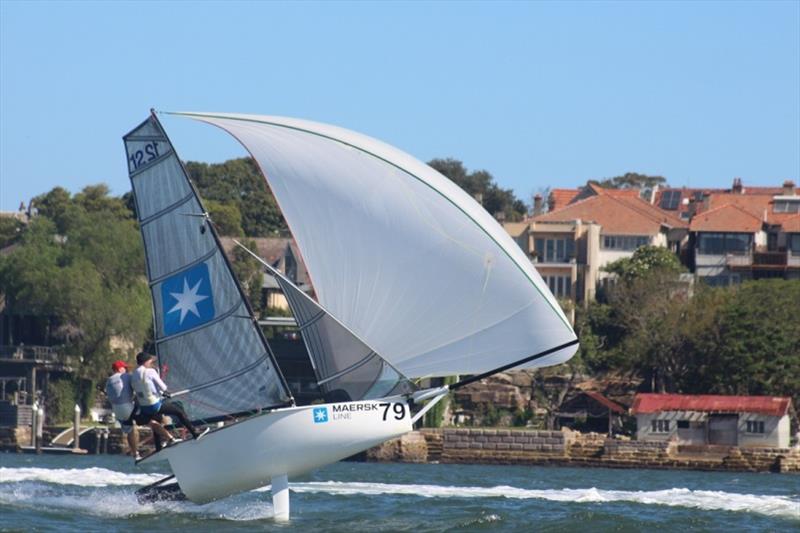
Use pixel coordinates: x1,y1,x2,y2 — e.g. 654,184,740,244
124,114,292,422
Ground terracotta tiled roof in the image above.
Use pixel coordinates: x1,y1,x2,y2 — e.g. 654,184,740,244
632,394,791,417
584,391,626,414
781,215,800,233
533,193,686,235
688,204,763,233
548,188,581,211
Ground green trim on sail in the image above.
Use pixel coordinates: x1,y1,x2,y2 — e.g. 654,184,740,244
166,111,575,333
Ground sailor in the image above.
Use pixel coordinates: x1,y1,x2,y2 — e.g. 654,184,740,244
131,352,208,444
105,360,140,461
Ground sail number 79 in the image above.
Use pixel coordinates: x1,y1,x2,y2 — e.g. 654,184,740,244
379,402,405,421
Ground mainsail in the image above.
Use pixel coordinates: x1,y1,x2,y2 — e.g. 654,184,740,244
123,114,292,423
237,242,414,402
173,112,579,378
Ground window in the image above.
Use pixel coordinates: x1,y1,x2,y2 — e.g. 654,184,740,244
535,237,575,263
651,419,670,433
774,200,800,214
602,235,649,250
677,420,690,429
542,275,572,299
789,234,800,253
746,420,765,434
697,233,752,255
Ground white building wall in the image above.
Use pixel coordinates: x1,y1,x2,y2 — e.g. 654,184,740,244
738,413,790,448
636,411,789,448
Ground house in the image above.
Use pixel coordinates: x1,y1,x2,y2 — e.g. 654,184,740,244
685,179,800,285
506,184,688,303
555,391,627,435
631,393,792,448
219,237,312,311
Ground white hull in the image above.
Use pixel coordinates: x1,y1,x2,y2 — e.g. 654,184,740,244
142,398,412,503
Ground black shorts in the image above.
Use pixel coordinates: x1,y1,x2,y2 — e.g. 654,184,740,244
133,411,164,425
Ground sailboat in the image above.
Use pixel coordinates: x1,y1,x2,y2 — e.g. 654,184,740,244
123,111,578,519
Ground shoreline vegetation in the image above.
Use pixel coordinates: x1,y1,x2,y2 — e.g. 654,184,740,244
0,158,798,435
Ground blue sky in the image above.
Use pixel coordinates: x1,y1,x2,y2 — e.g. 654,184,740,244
1,1,798,211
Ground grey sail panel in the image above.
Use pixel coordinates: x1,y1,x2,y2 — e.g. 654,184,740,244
266,260,414,402
123,115,292,422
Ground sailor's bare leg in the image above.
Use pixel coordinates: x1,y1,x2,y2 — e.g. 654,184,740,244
127,425,139,456
148,420,173,442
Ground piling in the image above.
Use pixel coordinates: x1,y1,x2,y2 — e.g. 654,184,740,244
73,404,80,450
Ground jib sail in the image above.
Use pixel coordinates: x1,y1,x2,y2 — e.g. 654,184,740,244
237,242,414,402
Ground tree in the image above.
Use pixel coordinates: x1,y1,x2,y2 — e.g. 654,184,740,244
0,216,25,248
696,280,800,399
592,172,667,192
603,245,685,282
185,158,287,237
428,158,527,221
0,186,151,384
206,200,244,237
231,238,265,318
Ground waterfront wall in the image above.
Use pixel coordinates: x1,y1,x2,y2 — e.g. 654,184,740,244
368,428,800,474
3,425,798,473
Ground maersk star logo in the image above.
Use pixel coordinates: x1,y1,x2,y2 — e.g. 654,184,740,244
161,262,215,336
313,407,329,424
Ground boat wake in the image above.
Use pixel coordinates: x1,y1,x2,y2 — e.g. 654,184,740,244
1,467,797,521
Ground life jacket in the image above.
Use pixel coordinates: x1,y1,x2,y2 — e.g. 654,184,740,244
132,367,160,407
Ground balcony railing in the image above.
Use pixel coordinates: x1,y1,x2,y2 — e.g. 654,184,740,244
0,345,76,367
724,253,753,267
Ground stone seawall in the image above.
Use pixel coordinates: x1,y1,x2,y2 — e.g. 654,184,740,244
366,429,800,474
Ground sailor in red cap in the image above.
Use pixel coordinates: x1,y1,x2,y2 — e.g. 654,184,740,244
105,360,140,460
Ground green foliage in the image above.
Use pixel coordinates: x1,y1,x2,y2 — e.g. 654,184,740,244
231,238,265,317
695,280,800,398
0,217,25,248
206,200,244,237
46,378,78,423
185,158,287,237
591,172,667,197
0,185,152,384
583,265,800,398
603,246,685,281
428,158,527,221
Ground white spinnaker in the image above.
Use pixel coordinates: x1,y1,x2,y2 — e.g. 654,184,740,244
175,112,578,378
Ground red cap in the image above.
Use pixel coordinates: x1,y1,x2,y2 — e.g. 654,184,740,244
112,360,129,371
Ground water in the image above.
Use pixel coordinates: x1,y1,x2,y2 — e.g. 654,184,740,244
1,453,798,532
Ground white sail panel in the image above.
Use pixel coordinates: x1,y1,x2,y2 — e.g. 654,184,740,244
177,112,578,377
259,255,414,401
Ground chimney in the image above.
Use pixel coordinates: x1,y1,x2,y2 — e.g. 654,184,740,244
533,194,543,216
687,197,697,219
701,191,711,212
732,177,743,194
783,180,796,196
495,211,506,222
474,192,483,205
